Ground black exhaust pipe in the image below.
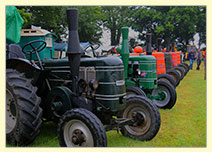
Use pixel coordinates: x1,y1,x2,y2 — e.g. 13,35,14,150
66,8,82,97
157,38,162,52
166,39,170,52
146,33,152,55
171,42,175,52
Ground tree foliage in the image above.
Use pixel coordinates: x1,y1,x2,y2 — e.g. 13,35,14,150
16,6,206,49
101,6,131,45
17,6,104,43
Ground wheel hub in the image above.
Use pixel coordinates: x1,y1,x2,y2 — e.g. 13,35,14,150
72,129,86,146
132,112,146,127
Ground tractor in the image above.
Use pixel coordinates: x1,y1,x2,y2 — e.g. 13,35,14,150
6,7,161,147
102,28,177,109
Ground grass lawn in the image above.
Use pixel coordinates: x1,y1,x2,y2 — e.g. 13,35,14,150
7,61,206,147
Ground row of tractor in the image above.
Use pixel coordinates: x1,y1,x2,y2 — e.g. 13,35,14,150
6,7,189,147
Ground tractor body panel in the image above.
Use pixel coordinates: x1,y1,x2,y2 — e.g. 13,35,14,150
163,52,173,70
42,56,126,112
128,55,157,90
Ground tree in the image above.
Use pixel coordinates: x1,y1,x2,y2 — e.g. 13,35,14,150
131,6,204,51
101,6,131,45
196,6,206,49
16,6,104,43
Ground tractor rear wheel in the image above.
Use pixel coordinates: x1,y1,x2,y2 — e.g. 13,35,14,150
151,80,177,109
178,64,189,75
157,73,176,88
6,68,42,146
58,108,107,147
166,69,181,86
182,62,189,70
126,86,146,97
173,66,185,80
120,95,161,141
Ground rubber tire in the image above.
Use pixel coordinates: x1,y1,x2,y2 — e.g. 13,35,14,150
178,64,189,75
182,62,189,70
173,66,185,80
151,80,177,109
126,86,146,97
58,108,107,147
6,68,42,146
120,95,161,141
166,69,181,86
157,73,176,88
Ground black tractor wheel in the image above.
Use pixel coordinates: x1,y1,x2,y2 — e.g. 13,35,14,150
166,69,181,86
182,62,189,70
58,108,107,147
173,66,185,80
6,68,42,146
151,80,177,109
126,86,146,97
157,73,176,88
178,64,189,75
120,95,161,141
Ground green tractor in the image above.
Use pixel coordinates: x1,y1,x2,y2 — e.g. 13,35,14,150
6,7,161,147
100,28,177,109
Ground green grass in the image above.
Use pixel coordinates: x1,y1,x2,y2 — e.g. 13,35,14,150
7,61,206,147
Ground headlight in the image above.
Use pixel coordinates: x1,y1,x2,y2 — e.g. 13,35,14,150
137,69,141,75
89,80,99,90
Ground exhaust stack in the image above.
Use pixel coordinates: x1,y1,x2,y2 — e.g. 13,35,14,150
146,33,152,55
157,38,162,52
166,40,170,52
120,27,130,79
66,8,82,97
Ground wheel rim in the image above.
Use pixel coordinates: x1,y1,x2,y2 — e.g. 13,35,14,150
6,89,17,134
63,119,94,147
123,103,151,136
152,85,170,107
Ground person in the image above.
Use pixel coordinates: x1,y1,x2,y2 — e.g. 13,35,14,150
195,49,203,70
187,49,195,70
203,50,206,80
181,51,184,62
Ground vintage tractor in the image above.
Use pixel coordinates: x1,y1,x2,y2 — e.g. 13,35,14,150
103,28,177,109
154,39,189,86
6,8,161,147
162,42,189,82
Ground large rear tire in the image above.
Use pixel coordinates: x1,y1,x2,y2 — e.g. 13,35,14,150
173,66,185,80
58,108,107,147
157,73,176,88
178,64,189,75
166,69,181,86
120,95,161,141
126,86,146,97
6,68,42,146
151,80,177,109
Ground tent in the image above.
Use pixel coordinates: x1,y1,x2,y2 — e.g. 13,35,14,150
6,6,24,43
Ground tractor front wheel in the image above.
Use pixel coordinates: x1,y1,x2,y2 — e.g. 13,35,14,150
120,95,161,141
151,80,177,109
58,108,107,147
6,68,42,146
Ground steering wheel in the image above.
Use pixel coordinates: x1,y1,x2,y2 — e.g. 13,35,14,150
22,40,47,55
84,43,100,57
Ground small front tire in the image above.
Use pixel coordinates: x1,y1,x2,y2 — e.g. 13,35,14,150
151,80,177,109
58,108,107,147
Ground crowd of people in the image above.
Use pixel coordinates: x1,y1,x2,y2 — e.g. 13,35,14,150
187,49,206,71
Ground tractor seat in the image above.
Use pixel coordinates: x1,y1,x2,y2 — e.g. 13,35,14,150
7,44,26,59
